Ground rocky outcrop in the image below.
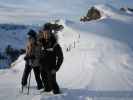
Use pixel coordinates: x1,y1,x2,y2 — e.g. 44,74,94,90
80,7,101,22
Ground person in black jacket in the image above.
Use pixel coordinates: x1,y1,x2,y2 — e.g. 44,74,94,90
38,24,64,94
21,30,43,90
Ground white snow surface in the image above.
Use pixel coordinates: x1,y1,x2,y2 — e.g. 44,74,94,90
0,4,133,100
0,0,133,24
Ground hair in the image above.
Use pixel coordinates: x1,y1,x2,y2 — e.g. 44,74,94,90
38,29,58,46
26,37,36,56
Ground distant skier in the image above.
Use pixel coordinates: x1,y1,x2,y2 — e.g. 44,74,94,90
38,23,64,94
21,30,43,90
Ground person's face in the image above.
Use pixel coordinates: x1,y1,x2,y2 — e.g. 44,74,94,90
42,30,50,42
29,37,35,44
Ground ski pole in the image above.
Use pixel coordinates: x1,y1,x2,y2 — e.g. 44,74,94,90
21,85,24,93
27,71,31,95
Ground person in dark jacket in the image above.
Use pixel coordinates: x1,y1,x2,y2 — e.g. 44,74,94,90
21,30,43,90
38,25,64,94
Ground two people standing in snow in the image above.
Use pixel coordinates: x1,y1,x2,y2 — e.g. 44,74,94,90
21,23,64,94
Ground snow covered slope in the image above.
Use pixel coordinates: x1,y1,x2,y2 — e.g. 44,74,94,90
0,0,133,24
0,3,133,100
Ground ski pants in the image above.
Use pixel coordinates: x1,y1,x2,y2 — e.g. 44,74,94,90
21,63,43,88
40,68,60,93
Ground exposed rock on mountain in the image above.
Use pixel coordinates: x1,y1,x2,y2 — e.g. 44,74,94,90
80,7,101,22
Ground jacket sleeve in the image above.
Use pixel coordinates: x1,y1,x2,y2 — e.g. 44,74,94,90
54,44,64,71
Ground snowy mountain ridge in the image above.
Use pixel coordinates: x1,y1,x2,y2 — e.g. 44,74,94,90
0,3,133,100
0,0,133,24
94,4,133,22
9,17,133,100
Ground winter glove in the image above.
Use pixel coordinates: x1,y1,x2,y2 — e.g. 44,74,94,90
30,55,35,59
51,69,56,74
55,65,60,72
24,55,29,61
24,55,35,61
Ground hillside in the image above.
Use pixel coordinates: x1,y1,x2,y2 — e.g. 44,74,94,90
0,0,133,24
0,4,133,99
0,1,133,100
